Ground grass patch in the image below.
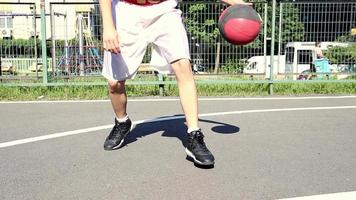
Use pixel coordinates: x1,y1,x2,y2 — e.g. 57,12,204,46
1,82,355,101
197,83,269,96
0,85,160,101
274,82,356,95
0,86,107,101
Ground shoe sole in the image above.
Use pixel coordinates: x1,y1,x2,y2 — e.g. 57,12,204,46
104,123,133,150
185,148,215,166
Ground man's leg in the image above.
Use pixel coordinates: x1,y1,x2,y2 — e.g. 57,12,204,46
170,59,199,130
103,80,132,150
171,59,215,166
108,80,127,119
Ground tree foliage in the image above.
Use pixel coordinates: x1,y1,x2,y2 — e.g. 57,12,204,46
324,45,356,64
324,34,356,65
184,3,221,43
182,1,306,72
274,3,305,43
324,34,356,64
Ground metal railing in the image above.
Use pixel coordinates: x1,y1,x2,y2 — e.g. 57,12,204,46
0,2,40,77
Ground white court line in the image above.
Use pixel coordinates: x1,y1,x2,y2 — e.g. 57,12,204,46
278,190,356,200
0,105,356,149
0,95,356,104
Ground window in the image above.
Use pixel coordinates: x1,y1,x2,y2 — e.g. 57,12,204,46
76,12,91,30
0,18,5,28
285,47,294,64
249,62,257,70
7,17,13,28
297,50,313,64
0,11,13,29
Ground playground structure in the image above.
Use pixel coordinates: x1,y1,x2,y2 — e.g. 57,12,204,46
53,13,103,76
0,2,103,77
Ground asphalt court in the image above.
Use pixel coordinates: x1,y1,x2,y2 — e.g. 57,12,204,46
0,96,356,200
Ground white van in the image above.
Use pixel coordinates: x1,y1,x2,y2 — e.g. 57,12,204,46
284,42,347,76
244,55,285,79
245,42,349,79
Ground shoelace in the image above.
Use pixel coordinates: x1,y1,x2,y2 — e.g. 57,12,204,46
109,123,126,138
192,132,209,152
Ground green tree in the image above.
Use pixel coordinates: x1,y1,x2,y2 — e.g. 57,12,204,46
324,34,356,67
324,45,356,64
324,34,356,65
184,3,221,43
276,3,305,43
184,1,305,47
182,1,306,73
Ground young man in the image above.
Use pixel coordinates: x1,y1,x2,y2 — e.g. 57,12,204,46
99,0,249,166
315,42,324,59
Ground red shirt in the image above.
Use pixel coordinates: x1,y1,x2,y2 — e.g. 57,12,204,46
123,0,165,6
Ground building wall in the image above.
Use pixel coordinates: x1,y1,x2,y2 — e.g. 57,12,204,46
0,0,97,40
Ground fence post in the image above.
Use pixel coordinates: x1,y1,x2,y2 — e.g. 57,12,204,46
277,2,283,76
50,4,57,77
0,57,2,78
263,3,268,74
32,4,39,79
78,14,85,76
158,74,165,96
269,0,277,95
40,0,48,84
214,42,221,74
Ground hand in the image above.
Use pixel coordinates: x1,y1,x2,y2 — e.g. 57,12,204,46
103,27,120,54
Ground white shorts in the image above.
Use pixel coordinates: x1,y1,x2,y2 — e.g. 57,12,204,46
102,0,191,81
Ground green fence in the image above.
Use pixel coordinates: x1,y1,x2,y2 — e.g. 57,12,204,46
1,0,355,94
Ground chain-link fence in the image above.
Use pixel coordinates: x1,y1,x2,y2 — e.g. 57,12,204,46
0,2,41,78
277,1,356,80
180,1,268,76
49,2,103,77
1,0,356,84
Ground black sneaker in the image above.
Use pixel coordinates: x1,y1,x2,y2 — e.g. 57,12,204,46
104,118,132,150
185,130,215,165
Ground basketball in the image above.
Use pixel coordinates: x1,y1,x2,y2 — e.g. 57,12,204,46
218,4,262,45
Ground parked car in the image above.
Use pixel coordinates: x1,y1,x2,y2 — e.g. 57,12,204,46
29,62,43,72
1,61,16,75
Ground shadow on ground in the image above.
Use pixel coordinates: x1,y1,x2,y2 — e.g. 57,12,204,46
123,114,240,148
117,114,239,168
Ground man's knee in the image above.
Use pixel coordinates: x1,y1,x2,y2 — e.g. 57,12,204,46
171,59,192,75
172,58,190,67
108,80,125,93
